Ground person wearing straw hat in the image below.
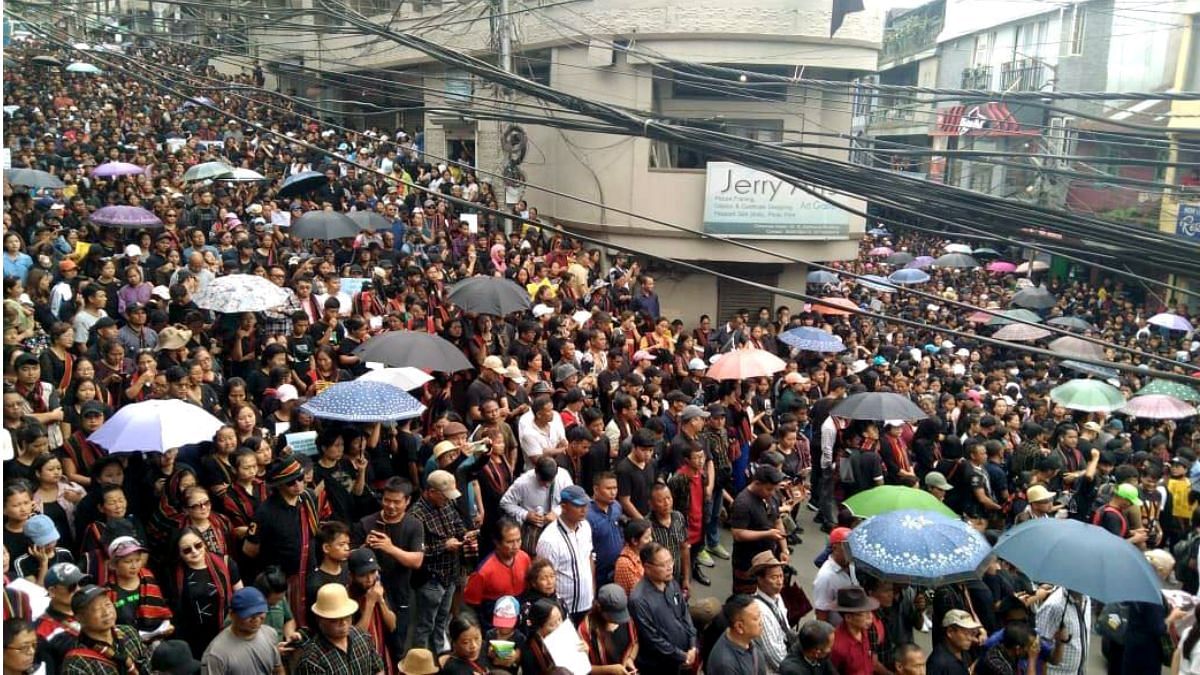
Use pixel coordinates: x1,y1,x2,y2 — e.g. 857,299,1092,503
398,648,439,675
294,584,383,675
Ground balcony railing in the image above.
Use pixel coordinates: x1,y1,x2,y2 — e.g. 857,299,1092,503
961,66,993,89
1000,60,1047,92
868,102,929,126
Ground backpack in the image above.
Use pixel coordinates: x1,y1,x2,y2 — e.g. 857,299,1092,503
1092,504,1128,538
1173,529,1200,580
838,448,861,485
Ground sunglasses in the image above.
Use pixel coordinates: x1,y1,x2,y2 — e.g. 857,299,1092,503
188,500,211,509
179,542,204,555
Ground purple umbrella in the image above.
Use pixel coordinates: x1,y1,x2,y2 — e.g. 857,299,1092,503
90,205,162,229
1148,313,1194,332
906,256,936,270
987,261,1017,274
91,162,144,179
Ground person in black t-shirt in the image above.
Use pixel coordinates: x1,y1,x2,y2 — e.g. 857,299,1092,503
615,429,657,520
729,465,787,594
359,477,424,657
304,521,351,629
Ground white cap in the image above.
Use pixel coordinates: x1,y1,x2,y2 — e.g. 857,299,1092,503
955,348,970,358
532,304,554,318
124,244,142,258
688,358,707,371
275,384,299,403
152,285,170,300
572,310,593,326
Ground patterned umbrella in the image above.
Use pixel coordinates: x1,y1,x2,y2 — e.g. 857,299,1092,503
1136,378,1200,403
1011,285,1057,310
885,251,915,266
90,399,224,454
277,170,325,198
291,210,359,240
992,323,1052,342
867,227,891,236
354,331,474,372
857,275,894,293
844,486,956,519
811,297,858,316
1120,394,1197,420
778,327,846,353
4,168,64,189
846,510,991,586
706,348,787,381
906,256,936,270
301,380,426,423
868,246,894,257
193,274,291,313
831,392,927,421
887,269,930,285
987,309,1042,327
1047,316,1097,333
91,162,144,178
90,205,162,229
806,271,839,285
986,261,1017,273
359,367,434,391
1148,313,1194,332
1048,336,1106,361
182,161,234,182
1050,379,1126,412
932,253,980,269
448,277,532,316
944,243,973,254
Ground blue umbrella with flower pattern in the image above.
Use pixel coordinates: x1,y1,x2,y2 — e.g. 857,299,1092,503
301,380,426,423
846,509,991,586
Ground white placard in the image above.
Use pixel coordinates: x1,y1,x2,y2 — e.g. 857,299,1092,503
542,620,591,674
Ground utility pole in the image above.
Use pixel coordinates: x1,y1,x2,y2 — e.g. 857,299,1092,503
493,0,525,232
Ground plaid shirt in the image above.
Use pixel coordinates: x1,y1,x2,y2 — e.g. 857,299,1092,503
410,496,466,585
263,287,301,336
294,626,384,675
700,427,732,476
61,625,149,675
650,510,688,581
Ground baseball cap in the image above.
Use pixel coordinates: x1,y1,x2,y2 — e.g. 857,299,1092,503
942,609,982,630
124,244,142,258
230,587,270,618
493,595,520,629
59,259,78,272
829,527,852,545
596,584,630,624
753,465,786,485
45,562,87,588
107,536,147,559
532,304,554,319
680,405,710,422
687,358,707,371
71,584,110,613
275,384,299,403
482,355,506,374
348,548,381,576
924,471,953,491
560,485,590,507
633,350,654,363
14,353,39,369
81,400,106,417
1083,421,1102,433
1116,483,1142,506
426,470,461,500
25,514,60,547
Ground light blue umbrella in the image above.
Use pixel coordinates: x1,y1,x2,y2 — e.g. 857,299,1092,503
993,518,1162,604
858,275,894,293
301,380,425,423
846,510,991,586
806,270,839,285
867,227,891,237
888,268,930,285
778,327,846,353
907,256,936,270
65,62,102,74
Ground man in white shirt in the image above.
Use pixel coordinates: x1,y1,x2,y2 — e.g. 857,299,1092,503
499,456,573,524
536,485,595,624
750,551,794,672
518,395,567,464
812,527,858,626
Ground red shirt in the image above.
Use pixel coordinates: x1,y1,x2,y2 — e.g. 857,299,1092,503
680,466,703,544
830,617,883,675
463,550,531,605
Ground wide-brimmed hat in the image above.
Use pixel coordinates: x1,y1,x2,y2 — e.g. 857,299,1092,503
1026,485,1056,503
156,325,192,351
749,551,786,576
311,583,359,619
833,586,879,613
398,648,439,675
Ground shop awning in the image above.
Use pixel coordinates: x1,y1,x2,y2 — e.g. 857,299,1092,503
932,102,1038,136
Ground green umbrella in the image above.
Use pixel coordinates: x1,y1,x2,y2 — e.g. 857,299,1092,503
182,161,234,182
1137,379,1200,404
987,308,1043,327
1050,379,1126,413
844,486,956,519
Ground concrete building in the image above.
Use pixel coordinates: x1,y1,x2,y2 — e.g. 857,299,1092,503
1157,5,1200,309
226,0,882,322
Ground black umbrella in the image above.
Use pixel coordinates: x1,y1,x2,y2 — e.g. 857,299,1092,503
347,210,392,232
448,277,532,316
31,55,62,67
1011,285,1056,310
885,251,915,266
972,247,1002,259
291,210,359,240
5,168,64,189
831,392,928,421
354,331,473,372
277,170,325,198
1047,316,1097,333
932,253,980,269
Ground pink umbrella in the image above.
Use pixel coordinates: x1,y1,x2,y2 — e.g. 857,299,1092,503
1120,394,1197,420
987,261,1017,273
967,311,994,324
868,247,894,257
706,348,787,381
811,297,859,316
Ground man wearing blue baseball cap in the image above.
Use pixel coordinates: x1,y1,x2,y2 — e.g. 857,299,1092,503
535,484,595,625
199,587,283,675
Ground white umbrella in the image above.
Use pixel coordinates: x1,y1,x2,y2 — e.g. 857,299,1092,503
89,399,224,453
944,243,973,254
216,167,266,182
193,273,291,313
1016,261,1050,273
359,367,434,391
65,62,103,74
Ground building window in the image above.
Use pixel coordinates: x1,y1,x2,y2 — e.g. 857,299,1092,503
969,165,994,193
513,50,551,86
972,31,994,67
1068,5,1086,55
649,119,783,169
666,65,791,102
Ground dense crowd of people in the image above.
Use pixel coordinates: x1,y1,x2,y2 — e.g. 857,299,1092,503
4,37,1200,675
